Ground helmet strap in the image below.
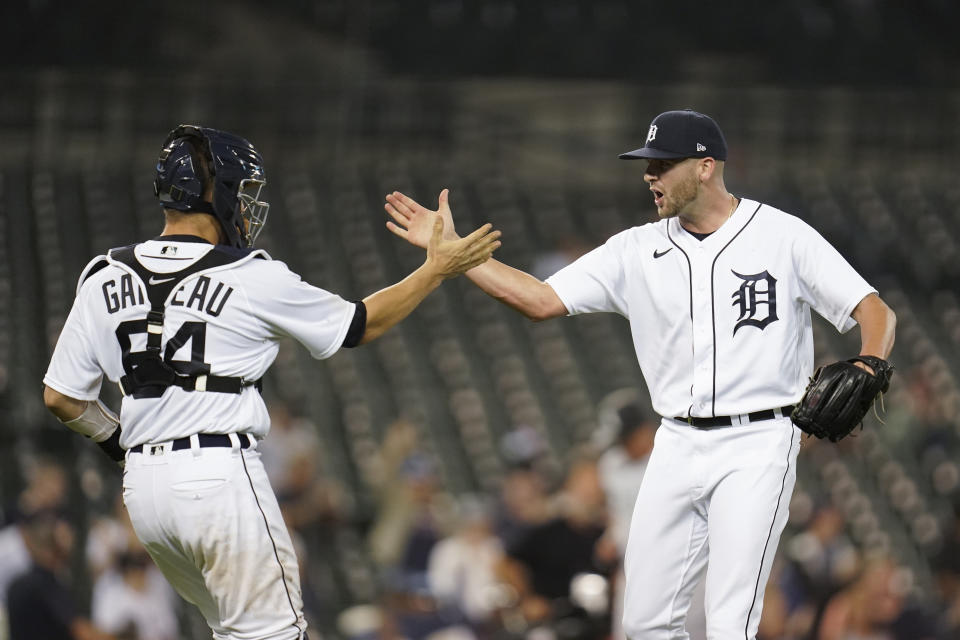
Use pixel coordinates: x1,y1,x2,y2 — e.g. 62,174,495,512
157,184,216,215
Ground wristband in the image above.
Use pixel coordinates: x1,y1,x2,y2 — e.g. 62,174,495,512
62,399,119,443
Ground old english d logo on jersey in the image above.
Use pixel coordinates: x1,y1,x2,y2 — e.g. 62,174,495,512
731,270,778,335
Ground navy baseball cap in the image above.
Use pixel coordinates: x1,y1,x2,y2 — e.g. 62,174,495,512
619,110,728,161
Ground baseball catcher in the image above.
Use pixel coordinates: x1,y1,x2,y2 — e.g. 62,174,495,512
791,355,894,442
42,124,501,640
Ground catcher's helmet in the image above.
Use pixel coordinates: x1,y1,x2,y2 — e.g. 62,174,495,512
154,125,269,248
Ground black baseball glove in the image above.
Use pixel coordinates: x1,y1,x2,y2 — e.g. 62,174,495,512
790,355,894,442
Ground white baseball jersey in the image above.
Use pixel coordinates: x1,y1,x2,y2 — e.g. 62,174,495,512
43,237,356,448
547,198,876,419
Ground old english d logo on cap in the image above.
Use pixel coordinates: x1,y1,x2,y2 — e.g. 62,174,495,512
620,110,728,161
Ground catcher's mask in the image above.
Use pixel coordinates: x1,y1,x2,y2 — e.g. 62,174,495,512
154,124,269,248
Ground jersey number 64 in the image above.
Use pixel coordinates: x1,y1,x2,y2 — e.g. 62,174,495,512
115,319,211,381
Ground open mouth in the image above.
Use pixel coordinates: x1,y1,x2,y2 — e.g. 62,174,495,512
652,188,664,207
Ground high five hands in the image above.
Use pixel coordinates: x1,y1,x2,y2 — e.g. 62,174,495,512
394,190,500,277
427,215,500,279
385,189,461,248
387,188,566,322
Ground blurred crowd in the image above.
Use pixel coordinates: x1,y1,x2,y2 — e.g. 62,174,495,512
3,382,960,640
0,459,177,640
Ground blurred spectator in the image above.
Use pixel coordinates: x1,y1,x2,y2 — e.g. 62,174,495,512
498,424,559,488
84,492,179,640
782,502,860,611
596,403,691,640
368,421,455,582
377,586,471,640
400,455,451,579
336,603,383,640
493,463,551,551
260,403,352,628
259,403,348,531
7,509,113,640
374,475,479,640
817,555,938,640
13,457,68,516
499,458,610,626
0,458,68,607
531,235,590,282
427,494,505,629
0,519,30,613
85,493,140,578
818,556,899,639
931,516,960,638
500,424,548,468
758,558,816,640
758,563,791,640
91,548,178,640
597,403,656,557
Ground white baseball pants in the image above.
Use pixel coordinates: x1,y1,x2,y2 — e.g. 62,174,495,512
123,438,308,640
621,417,799,640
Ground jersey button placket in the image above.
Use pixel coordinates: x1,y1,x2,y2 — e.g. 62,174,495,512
689,253,714,416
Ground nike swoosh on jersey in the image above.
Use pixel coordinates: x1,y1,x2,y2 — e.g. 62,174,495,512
653,248,673,259
148,276,176,284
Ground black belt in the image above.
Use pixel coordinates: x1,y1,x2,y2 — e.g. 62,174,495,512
129,433,256,454
675,405,795,428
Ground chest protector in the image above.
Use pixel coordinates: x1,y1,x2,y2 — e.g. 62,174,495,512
108,244,263,399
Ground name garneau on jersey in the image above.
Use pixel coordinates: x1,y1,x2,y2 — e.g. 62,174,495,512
101,271,235,318
546,198,877,419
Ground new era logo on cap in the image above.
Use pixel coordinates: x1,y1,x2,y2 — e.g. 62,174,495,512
619,110,728,161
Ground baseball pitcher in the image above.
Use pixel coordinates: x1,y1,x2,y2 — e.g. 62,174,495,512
384,109,895,640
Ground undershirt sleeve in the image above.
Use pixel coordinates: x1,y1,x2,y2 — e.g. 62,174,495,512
341,302,367,348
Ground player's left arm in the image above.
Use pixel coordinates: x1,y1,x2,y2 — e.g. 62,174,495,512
793,220,895,369
850,293,896,370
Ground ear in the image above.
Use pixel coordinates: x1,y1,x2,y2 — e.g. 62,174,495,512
697,158,716,183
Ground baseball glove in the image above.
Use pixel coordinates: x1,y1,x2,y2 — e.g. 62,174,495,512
791,355,894,442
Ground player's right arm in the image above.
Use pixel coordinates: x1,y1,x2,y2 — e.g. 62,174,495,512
44,381,125,469
385,189,568,322
43,274,126,466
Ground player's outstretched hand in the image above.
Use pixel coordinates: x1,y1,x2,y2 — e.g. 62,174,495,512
426,216,500,279
386,189,459,249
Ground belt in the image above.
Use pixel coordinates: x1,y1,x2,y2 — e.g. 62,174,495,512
675,405,795,428
129,433,256,454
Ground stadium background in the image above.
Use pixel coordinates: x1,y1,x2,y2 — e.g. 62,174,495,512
0,1,958,638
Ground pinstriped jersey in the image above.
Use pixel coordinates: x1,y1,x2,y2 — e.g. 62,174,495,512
43,237,356,448
546,198,876,419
